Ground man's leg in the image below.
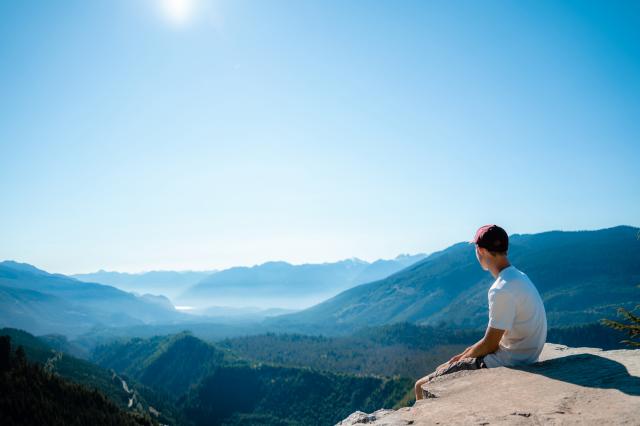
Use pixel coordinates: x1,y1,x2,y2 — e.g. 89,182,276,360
414,356,487,401
414,375,430,401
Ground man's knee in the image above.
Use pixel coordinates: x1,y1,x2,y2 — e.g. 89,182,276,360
414,378,426,400
414,377,427,391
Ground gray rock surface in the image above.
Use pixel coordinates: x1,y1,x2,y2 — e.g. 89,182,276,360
337,343,640,425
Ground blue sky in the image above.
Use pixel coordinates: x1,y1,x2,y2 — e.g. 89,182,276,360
1,0,639,274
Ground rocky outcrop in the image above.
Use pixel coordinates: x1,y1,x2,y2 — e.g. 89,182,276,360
337,343,640,425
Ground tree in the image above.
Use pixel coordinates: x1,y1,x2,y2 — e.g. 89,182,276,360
600,285,640,347
600,231,640,347
0,336,10,372
15,345,27,367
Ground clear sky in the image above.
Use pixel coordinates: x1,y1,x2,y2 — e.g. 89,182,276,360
1,0,639,274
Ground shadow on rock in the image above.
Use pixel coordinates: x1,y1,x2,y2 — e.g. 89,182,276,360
515,353,640,396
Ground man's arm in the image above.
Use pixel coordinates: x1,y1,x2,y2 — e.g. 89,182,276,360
442,288,514,367
447,327,505,364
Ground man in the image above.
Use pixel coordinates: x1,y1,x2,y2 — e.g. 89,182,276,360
414,224,547,400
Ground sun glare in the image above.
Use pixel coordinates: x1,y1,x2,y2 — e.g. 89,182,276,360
159,0,197,27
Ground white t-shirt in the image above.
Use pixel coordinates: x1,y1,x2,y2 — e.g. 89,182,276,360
483,265,547,368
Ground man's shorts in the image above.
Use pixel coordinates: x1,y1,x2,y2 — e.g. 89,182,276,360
421,356,487,396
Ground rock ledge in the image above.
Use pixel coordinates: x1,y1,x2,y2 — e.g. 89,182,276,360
337,343,640,425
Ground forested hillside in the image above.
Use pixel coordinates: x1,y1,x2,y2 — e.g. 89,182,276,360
0,335,155,426
219,322,631,380
0,328,184,425
92,333,412,425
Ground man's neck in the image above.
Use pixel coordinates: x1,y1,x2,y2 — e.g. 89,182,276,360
489,258,511,279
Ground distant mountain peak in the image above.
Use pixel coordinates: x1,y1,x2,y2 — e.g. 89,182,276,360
258,261,292,268
0,260,49,275
326,258,369,266
394,253,424,260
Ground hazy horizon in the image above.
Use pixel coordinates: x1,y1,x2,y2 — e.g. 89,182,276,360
65,252,418,274
4,223,638,275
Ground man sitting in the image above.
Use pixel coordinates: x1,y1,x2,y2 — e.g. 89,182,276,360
414,224,547,400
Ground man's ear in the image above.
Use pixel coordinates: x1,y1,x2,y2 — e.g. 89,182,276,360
476,246,487,259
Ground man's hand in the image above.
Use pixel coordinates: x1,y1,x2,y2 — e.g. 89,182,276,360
435,327,505,374
447,353,464,364
447,346,473,364
435,352,466,373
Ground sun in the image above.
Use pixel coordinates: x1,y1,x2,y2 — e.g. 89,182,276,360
159,0,198,28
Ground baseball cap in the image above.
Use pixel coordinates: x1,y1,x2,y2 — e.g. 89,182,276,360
471,224,509,252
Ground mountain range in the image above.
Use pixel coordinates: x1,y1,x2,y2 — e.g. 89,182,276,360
0,253,428,339
268,226,640,333
0,261,186,336
178,255,428,309
73,254,428,310
2,226,638,340
71,270,216,300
